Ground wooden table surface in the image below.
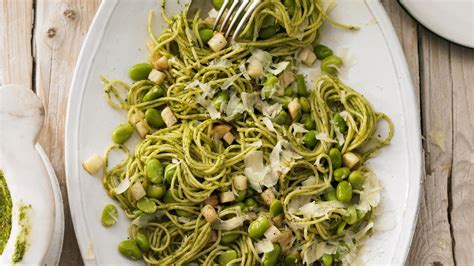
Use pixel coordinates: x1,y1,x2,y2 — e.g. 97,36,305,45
1,0,473,265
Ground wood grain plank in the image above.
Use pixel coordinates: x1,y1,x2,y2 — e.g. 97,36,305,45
0,0,33,88
450,44,474,265
381,0,420,97
33,0,100,264
407,27,455,266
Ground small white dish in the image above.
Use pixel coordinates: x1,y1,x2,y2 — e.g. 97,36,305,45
400,0,474,48
0,85,64,265
66,0,423,264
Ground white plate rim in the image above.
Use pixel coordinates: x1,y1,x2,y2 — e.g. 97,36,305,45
65,0,423,264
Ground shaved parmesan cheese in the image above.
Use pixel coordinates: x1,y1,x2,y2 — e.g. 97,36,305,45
208,9,219,19
113,178,131,194
197,96,221,119
130,181,146,201
357,172,382,211
224,93,245,116
212,216,247,230
292,123,309,134
301,176,317,186
239,61,251,80
209,58,231,67
262,102,282,118
268,61,290,75
249,49,272,69
248,140,262,148
315,242,337,261
335,126,345,146
316,132,337,143
255,239,274,254
339,111,350,120
221,74,241,90
299,201,345,218
262,117,277,133
186,80,213,98
244,151,266,192
241,92,258,110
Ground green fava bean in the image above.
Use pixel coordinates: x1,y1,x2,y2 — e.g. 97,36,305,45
321,55,343,75
248,216,270,239
165,164,177,185
213,91,230,111
284,87,293,96
299,97,311,113
118,240,142,260
101,204,118,227
333,167,351,182
129,63,153,81
348,171,366,190
323,189,337,201
112,124,134,144
300,113,316,130
146,159,164,184
259,25,280,40
329,148,342,169
163,190,177,203
336,221,346,236
269,200,283,217
295,74,308,97
146,184,166,199
314,44,334,60
345,205,358,225
274,110,289,125
145,108,165,129
235,190,247,202
336,181,353,203
221,233,240,244
137,197,157,214
284,254,298,266
218,250,238,265
212,0,232,10
135,232,150,251
284,0,296,15
303,130,317,149
333,113,347,133
245,198,258,210
199,28,214,43
321,254,334,266
143,85,165,102
263,244,281,266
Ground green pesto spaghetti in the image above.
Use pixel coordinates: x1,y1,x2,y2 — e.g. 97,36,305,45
82,0,394,265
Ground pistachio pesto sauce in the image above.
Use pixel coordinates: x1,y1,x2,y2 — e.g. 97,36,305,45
0,170,12,255
0,170,32,263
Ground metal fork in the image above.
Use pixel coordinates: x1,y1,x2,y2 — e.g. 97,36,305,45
213,0,262,41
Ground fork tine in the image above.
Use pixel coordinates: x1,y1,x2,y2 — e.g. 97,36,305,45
231,0,262,41
225,0,250,38
219,0,240,32
213,0,232,31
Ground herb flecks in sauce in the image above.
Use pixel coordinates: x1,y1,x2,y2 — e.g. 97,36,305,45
0,170,12,255
12,203,31,263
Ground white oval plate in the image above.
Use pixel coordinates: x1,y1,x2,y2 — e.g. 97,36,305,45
66,0,422,265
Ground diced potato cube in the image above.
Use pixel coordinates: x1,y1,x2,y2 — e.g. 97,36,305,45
201,204,219,223
208,32,227,52
204,195,219,207
279,69,295,88
130,182,146,201
219,191,235,203
261,189,275,206
343,152,360,169
136,121,149,138
130,111,144,125
82,154,103,175
212,124,232,139
154,56,169,70
298,47,317,66
233,175,248,191
288,98,301,120
161,107,178,127
223,132,235,145
148,69,166,84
